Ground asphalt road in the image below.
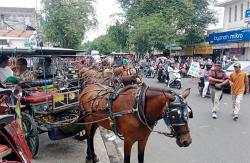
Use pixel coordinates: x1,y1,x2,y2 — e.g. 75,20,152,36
32,128,110,163
114,77,250,163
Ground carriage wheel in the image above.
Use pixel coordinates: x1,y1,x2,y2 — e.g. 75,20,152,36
22,112,39,157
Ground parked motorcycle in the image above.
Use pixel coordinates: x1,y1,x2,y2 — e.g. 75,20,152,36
166,69,182,89
0,114,32,162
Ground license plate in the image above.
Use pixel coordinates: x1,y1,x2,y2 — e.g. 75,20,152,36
54,94,64,102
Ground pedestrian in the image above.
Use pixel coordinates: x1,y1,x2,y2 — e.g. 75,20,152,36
208,61,228,119
228,63,249,120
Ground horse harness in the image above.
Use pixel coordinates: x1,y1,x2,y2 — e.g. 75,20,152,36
80,83,193,139
132,84,193,138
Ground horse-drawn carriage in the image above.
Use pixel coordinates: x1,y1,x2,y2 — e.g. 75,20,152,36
0,47,84,157
0,47,194,163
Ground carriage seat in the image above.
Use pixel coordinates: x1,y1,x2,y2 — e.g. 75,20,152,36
22,92,53,104
0,88,12,96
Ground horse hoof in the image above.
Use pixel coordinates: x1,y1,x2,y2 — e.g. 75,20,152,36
93,155,99,162
85,158,93,163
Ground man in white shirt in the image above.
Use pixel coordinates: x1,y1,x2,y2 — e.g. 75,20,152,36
0,55,13,83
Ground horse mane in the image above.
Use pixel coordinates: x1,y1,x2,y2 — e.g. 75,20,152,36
146,86,176,101
118,84,138,93
147,87,173,94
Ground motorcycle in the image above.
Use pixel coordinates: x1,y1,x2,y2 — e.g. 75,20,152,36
166,69,182,89
198,77,210,97
0,114,32,163
144,66,155,78
180,66,190,78
157,68,168,83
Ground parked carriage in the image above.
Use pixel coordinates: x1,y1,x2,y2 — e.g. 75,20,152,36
0,47,84,157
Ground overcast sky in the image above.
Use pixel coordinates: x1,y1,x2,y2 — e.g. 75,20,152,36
0,0,225,41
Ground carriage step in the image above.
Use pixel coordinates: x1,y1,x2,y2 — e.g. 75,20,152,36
0,144,12,159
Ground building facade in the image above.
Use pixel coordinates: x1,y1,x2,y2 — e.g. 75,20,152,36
209,0,250,60
0,7,37,47
0,7,36,30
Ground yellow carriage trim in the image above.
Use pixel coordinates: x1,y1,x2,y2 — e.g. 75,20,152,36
54,94,64,102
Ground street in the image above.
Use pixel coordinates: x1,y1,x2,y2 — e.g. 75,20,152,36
114,77,250,163
32,129,110,163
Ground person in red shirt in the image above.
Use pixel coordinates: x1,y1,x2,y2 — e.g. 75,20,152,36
208,61,228,119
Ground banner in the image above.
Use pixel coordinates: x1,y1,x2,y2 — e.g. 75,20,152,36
187,62,200,78
208,29,250,44
194,45,213,55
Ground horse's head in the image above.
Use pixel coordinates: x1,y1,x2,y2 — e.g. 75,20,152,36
165,88,193,147
130,74,142,84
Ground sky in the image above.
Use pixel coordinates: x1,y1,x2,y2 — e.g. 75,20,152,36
0,0,225,41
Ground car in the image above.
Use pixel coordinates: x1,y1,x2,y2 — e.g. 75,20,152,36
223,61,250,93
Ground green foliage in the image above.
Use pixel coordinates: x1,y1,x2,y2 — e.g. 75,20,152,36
179,0,217,44
107,21,129,52
42,0,95,49
117,0,217,54
129,13,176,54
83,35,119,54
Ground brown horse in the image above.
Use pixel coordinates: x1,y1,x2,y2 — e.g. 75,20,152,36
114,65,133,76
80,67,142,88
79,83,192,163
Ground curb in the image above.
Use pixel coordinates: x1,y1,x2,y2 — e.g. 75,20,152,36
95,128,111,163
99,127,123,163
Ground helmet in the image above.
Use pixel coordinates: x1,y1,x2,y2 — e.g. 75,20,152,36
214,61,222,66
206,63,213,69
200,62,205,66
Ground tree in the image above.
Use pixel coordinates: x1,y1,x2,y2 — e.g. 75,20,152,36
117,0,217,46
84,35,120,54
42,0,95,49
179,0,217,44
107,21,129,52
129,13,176,56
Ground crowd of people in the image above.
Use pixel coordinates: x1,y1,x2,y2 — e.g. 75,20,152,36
138,55,248,121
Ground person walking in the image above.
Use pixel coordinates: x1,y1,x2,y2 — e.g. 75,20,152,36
208,61,228,119
228,63,249,120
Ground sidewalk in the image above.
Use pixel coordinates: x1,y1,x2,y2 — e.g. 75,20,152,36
99,127,123,163
33,128,110,163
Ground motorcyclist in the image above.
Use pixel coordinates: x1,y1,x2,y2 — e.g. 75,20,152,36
157,60,165,82
201,62,212,97
167,62,175,87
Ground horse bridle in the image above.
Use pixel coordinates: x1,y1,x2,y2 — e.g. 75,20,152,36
163,94,193,137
